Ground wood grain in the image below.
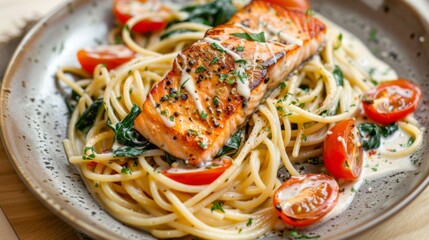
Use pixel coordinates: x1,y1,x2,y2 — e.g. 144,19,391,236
0,140,78,239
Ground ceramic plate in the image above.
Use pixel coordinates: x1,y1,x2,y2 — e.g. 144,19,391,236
1,0,428,239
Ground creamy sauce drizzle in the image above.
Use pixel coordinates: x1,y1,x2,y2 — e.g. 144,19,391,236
178,53,205,114
148,94,175,128
259,20,303,46
204,37,251,99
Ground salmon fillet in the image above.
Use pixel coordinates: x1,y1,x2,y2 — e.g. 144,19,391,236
134,0,326,165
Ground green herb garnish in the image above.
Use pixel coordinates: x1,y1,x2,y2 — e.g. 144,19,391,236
333,65,344,86
231,32,266,43
121,167,132,175
195,65,207,73
210,57,219,65
211,201,225,213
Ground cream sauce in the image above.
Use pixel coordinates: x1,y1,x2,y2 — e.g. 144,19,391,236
148,94,175,128
259,20,303,46
204,37,251,99
320,127,417,223
178,53,205,115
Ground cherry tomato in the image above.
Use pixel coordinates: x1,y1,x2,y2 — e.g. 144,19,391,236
362,79,421,125
77,45,136,74
273,174,339,227
265,0,310,11
113,0,169,33
323,119,363,180
161,157,232,185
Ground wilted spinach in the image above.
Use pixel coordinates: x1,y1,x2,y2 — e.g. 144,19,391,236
180,0,236,27
75,98,103,132
357,122,398,150
216,128,244,157
109,104,155,157
65,90,80,115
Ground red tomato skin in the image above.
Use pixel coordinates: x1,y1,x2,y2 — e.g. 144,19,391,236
113,0,168,33
323,119,363,180
162,158,232,185
77,45,136,74
273,174,339,227
362,79,421,125
265,0,310,11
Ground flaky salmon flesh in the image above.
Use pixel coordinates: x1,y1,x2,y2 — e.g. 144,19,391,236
134,0,326,165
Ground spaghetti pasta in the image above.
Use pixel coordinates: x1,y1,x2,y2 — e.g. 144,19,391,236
57,0,423,239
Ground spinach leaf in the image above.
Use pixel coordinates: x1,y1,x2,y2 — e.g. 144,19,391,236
357,122,398,150
65,90,80,115
216,129,243,157
109,104,155,157
165,153,182,165
333,65,344,86
230,32,266,43
75,98,103,132
379,122,398,137
177,0,236,27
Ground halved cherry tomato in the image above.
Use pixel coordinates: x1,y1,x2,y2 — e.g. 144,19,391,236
266,0,310,11
161,157,232,185
113,0,169,33
77,45,136,74
273,174,339,227
362,79,421,125
323,119,363,180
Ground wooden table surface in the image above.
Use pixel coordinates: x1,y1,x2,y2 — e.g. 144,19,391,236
0,0,428,239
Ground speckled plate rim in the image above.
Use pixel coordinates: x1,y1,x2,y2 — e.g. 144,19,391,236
0,0,428,240
0,2,113,239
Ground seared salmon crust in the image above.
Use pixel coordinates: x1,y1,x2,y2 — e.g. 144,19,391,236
135,0,326,165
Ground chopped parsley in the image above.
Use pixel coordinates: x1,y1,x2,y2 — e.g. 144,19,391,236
213,96,221,105
305,8,315,16
368,27,378,43
333,65,344,86
230,32,266,43
181,78,190,89
301,134,307,142
211,42,226,52
187,129,199,137
287,229,320,239
211,201,225,213
198,141,208,149
218,73,228,82
237,71,247,84
407,137,415,147
82,146,96,160
334,33,343,50
236,46,245,51
210,57,219,65
280,82,287,90
235,59,247,65
121,167,132,175
200,111,208,119
246,218,253,226
195,65,207,73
